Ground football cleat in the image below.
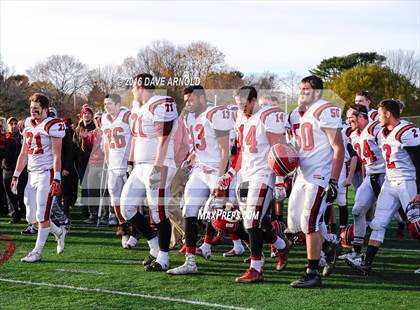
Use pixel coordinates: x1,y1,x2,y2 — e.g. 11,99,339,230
322,239,340,277
21,225,38,236
143,254,156,266
196,247,211,259
145,261,168,272
345,255,371,275
414,269,420,274
235,268,263,283
126,236,138,249
223,247,245,257
167,256,197,275
56,226,67,254
291,273,322,288
21,251,42,263
338,250,361,261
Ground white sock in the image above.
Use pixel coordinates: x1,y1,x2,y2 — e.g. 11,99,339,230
200,242,211,253
49,222,62,238
232,239,244,252
272,236,286,250
156,250,169,267
186,253,196,265
33,227,50,254
147,237,159,257
250,259,264,272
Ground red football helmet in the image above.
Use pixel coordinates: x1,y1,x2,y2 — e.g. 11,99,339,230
210,201,241,234
267,143,299,177
340,224,354,248
406,201,420,241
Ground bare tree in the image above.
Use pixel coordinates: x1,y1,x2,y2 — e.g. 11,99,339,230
27,55,89,110
184,41,225,81
277,71,302,103
384,50,420,86
88,65,124,94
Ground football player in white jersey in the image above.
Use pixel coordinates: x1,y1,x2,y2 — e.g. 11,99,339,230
120,73,178,272
217,86,289,283
287,76,344,288
102,94,136,248
341,105,386,262
346,99,420,274
167,85,232,275
355,90,378,121
11,93,67,262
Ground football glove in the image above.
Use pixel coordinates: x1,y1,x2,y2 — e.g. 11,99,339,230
217,167,236,191
50,179,62,196
149,165,164,190
274,176,287,202
126,161,134,177
326,179,338,203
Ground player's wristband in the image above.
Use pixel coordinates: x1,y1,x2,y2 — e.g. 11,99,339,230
227,167,236,177
13,170,21,178
127,161,134,166
54,172,61,181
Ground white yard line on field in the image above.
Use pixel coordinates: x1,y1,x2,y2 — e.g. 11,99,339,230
56,269,107,275
0,278,257,310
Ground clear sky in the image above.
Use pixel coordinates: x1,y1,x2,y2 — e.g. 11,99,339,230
1,0,419,76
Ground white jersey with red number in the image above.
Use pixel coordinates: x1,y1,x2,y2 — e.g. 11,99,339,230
187,105,233,169
378,122,420,181
286,107,304,146
297,99,342,187
130,95,178,167
22,117,66,172
102,108,132,171
350,120,385,175
237,106,286,184
368,109,378,121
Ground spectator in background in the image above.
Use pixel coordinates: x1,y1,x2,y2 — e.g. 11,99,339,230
0,117,8,216
61,118,78,218
2,117,27,223
73,104,97,220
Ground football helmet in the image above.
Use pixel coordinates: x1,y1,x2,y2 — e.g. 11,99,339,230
406,200,420,241
209,198,241,234
339,224,354,248
267,143,299,177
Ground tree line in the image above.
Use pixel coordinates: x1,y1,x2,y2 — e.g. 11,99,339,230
1,41,419,118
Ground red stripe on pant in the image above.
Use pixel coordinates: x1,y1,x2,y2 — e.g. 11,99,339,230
252,185,268,228
157,167,168,223
43,169,54,222
308,186,325,233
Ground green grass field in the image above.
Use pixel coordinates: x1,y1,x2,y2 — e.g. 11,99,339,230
1,189,420,310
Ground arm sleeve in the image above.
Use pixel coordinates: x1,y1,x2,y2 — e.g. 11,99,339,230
264,111,286,134
319,107,342,129
48,121,66,138
210,108,234,132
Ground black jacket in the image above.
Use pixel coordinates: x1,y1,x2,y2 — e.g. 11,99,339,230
1,132,22,171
